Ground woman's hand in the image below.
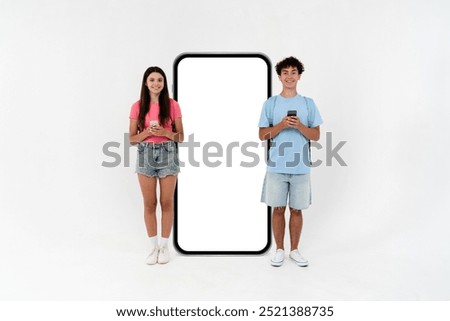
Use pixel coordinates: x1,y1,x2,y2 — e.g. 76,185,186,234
151,125,169,137
145,126,155,137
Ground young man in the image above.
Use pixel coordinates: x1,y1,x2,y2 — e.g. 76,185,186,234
258,56,323,267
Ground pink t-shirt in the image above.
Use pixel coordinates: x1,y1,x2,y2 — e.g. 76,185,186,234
129,98,182,143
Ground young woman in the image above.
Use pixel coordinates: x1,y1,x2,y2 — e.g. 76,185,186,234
129,66,184,265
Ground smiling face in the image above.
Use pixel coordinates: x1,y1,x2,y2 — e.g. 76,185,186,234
278,66,301,90
146,72,165,96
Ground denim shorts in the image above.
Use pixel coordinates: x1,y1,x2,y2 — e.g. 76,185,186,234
261,171,311,210
136,141,180,178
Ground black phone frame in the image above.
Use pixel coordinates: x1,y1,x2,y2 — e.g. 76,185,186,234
173,52,272,255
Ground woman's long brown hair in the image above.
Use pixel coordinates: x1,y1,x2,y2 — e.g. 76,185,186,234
137,66,171,132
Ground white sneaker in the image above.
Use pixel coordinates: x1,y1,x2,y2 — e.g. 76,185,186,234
145,247,159,265
270,249,285,267
157,247,170,264
289,250,308,267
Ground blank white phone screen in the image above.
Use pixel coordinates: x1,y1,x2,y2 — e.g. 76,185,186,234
174,54,271,254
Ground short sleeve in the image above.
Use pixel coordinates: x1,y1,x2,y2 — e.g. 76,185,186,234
258,99,271,128
170,99,182,119
306,98,323,128
129,101,140,120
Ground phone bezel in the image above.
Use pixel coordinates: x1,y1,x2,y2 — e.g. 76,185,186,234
173,52,272,255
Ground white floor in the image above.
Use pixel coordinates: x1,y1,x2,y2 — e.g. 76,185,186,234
2,210,448,301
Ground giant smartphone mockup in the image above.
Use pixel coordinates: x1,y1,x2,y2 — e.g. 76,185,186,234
174,53,271,254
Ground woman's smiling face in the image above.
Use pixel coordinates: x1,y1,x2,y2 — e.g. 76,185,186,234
146,72,164,96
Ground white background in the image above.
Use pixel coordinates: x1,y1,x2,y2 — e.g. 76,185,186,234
1,0,449,301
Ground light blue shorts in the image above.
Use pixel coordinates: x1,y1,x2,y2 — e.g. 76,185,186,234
261,171,311,210
136,141,180,178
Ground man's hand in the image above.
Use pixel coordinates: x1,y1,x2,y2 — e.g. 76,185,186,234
280,116,295,129
286,116,304,131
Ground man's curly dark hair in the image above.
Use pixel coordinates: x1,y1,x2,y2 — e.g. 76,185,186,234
275,56,305,75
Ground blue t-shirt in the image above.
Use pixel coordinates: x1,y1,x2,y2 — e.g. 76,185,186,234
258,94,323,174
